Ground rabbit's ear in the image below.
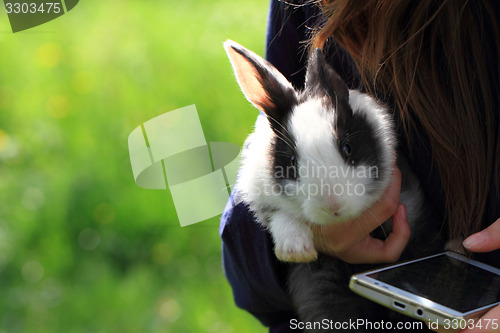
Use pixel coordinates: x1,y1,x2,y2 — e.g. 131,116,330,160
305,49,350,111
225,40,297,127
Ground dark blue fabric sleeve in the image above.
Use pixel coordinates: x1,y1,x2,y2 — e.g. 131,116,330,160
220,198,296,332
265,0,361,91
265,0,316,89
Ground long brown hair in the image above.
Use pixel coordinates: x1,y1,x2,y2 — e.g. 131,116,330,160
311,0,500,242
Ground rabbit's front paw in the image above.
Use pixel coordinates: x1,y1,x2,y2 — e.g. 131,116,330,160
275,236,317,263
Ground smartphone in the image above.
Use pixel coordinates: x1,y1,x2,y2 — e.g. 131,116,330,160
350,252,500,327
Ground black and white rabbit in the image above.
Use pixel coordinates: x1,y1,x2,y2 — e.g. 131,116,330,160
225,40,445,331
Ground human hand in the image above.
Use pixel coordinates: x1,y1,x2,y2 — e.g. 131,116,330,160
463,218,500,253
312,167,411,264
452,218,500,333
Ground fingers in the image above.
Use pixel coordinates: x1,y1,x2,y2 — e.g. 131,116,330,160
357,167,403,233
384,204,411,260
458,224,500,333
337,204,410,264
463,218,500,252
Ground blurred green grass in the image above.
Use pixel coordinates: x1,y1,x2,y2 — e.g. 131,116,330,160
0,1,269,332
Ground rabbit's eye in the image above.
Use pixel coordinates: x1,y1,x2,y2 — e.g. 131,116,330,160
342,143,352,158
288,155,297,179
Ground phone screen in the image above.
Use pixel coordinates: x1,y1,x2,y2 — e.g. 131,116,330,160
367,254,500,313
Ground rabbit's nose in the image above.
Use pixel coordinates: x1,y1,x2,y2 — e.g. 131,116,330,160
328,196,341,215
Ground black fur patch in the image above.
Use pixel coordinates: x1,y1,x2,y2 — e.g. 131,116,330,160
303,49,383,179
337,111,382,176
305,49,349,102
257,75,298,135
272,133,298,189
